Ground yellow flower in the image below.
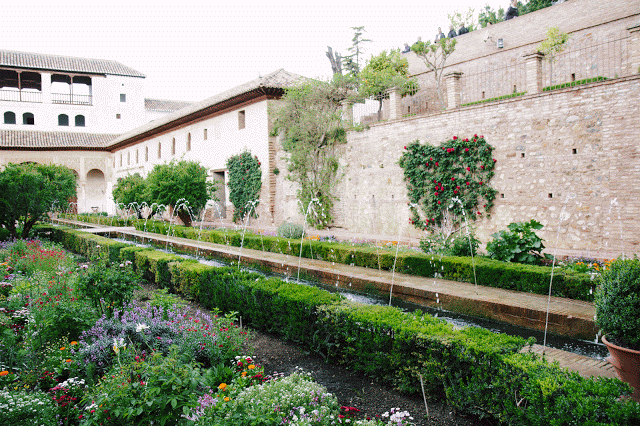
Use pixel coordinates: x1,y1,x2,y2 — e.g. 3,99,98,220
248,364,255,370
218,383,227,390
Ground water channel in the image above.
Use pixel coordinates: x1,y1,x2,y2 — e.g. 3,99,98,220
113,237,608,360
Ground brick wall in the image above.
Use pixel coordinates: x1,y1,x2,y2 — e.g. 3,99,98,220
275,74,640,254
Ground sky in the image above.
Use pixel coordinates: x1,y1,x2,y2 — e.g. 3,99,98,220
2,1,506,102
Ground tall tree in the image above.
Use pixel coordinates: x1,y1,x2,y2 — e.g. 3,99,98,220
0,163,76,238
358,49,418,112
342,26,371,77
478,5,505,27
144,160,216,227
448,7,477,32
272,76,354,228
411,38,457,110
112,173,147,217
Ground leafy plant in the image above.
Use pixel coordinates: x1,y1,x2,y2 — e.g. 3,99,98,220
410,38,457,110
226,151,262,222
486,220,546,264
399,136,497,231
277,222,304,239
112,173,147,218
342,26,371,77
538,26,570,86
76,261,140,317
594,258,640,350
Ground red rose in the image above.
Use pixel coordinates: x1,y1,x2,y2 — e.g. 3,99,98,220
454,190,458,194
453,136,457,140
481,165,485,169
474,134,478,137
465,148,469,152
404,146,407,150
466,182,470,186
456,186,460,189
493,158,497,162
451,177,455,181
479,181,483,185
438,201,441,204
466,167,470,171
435,162,439,166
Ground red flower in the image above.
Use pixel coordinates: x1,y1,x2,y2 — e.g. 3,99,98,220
453,136,458,140
404,146,407,150
456,186,460,189
437,201,441,204
466,167,471,171
465,148,469,152
493,158,497,162
434,192,439,196
451,177,455,181
474,134,478,137
481,165,485,169
466,182,470,186
435,162,439,166
454,190,458,194
479,181,483,185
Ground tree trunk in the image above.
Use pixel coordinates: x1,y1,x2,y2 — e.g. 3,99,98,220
177,209,192,227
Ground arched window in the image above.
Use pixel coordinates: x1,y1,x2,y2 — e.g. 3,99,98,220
75,115,85,127
23,112,34,125
3,111,16,124
58,114,69,126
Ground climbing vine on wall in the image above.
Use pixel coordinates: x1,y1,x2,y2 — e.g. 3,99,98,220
398,135,497,230
226,151,262,222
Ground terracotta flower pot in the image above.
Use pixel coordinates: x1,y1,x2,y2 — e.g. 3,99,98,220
602,335,640,402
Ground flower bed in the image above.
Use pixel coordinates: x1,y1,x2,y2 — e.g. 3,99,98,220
33,225,640,424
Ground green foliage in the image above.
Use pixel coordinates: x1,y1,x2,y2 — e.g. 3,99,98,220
486,220,546,265
398,136,497,230
145,160,216,226
410,38,457,109
478,5,505,27
0,162,76,239
342,25,371,77
448,7,477,32
520,0,553,15
359,49,418,109
0,388,59,426
80,347,202,426
226,151,262,222
76,261,141,317
595,258,640,350
461,91,526,106
277,222,304,239
112,172,146,208
272,77,352,228
543,76,606,91
538,26,570,62
420,229,479,257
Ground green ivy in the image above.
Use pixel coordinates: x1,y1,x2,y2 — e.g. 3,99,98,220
226,151,262,222
398,135,498,230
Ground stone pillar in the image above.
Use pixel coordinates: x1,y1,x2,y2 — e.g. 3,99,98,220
386,87,403,120
340,100,353,125
627,24,640,75
444,71,462,110
41,72,52,104
524,51,544,94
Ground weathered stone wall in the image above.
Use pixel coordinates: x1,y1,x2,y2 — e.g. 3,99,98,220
276,74,640,254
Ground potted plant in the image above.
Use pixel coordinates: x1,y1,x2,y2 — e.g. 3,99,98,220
594,258,640,402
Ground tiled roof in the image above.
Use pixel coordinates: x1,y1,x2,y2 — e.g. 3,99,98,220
0,50,145,78
108,69,305,148
145,98,192,112
0,130,119,150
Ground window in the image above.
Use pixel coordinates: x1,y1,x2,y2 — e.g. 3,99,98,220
127,152,131,166
204,129,208,140
119,153,122,167
158,142,162,159
58,114,69,126
120,94,126,102
136,149,139,164
23,112,34,125
145,146,149,162
116,114,121,119
172,138,176,155
3,111,16,124
187,133,191,151
238,110,245,129
75,115,85,127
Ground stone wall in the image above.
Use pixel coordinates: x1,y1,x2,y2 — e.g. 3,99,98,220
275,74,640,254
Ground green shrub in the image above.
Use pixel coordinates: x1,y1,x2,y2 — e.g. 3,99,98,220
0,388,59,426
76,261,141,317
486,220,545,264
595,258,640,350
277,222,304,239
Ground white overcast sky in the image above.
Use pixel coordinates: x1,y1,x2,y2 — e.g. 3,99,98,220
2,1,506,102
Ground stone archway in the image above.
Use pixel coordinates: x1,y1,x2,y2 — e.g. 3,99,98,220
85,169,106,213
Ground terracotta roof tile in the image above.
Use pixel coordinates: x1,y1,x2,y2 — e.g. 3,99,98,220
0,50,145,78
0,130,119,149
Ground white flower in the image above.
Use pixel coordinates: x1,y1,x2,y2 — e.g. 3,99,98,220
136,323,149,332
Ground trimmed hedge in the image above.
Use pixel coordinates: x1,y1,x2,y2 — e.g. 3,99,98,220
462,91,527,107
543,76,607,92
132,219,595,302
35,225,640,424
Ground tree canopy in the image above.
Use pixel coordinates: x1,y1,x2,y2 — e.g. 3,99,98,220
358,50,418,110
226,151,262,222
112,173,147,215
272,75,353,228
144,160,216,226
0,162,76,239
411,38,457,110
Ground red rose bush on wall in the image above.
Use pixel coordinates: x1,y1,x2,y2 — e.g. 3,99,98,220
399,135,497,231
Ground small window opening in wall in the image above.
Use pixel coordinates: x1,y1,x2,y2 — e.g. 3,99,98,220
116,114,121,119
238,110,245,129
158,142,162,159
407,106,411,114
481,91,485,99
145,146,149,162
3,111,16,124
127,152,130,166
120,93,126,102
571,73,576,82
187,133,191,151
75,115,85,127
136,149,139,164
172,138,176,155
204,128,208,140
521,152,525,158
548,193,553,199
58,114,69,126
501,193,505,198
23,112,34,125
513,84,517,93
119,154,122,167
572,148,577,154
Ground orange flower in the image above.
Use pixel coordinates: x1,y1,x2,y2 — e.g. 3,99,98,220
66,359,72,363
241,372,247,377
70,341,78,345
248,364,255,370
224,397,230,402
60,347,66,351
218,383,227,390
0,371,9,376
